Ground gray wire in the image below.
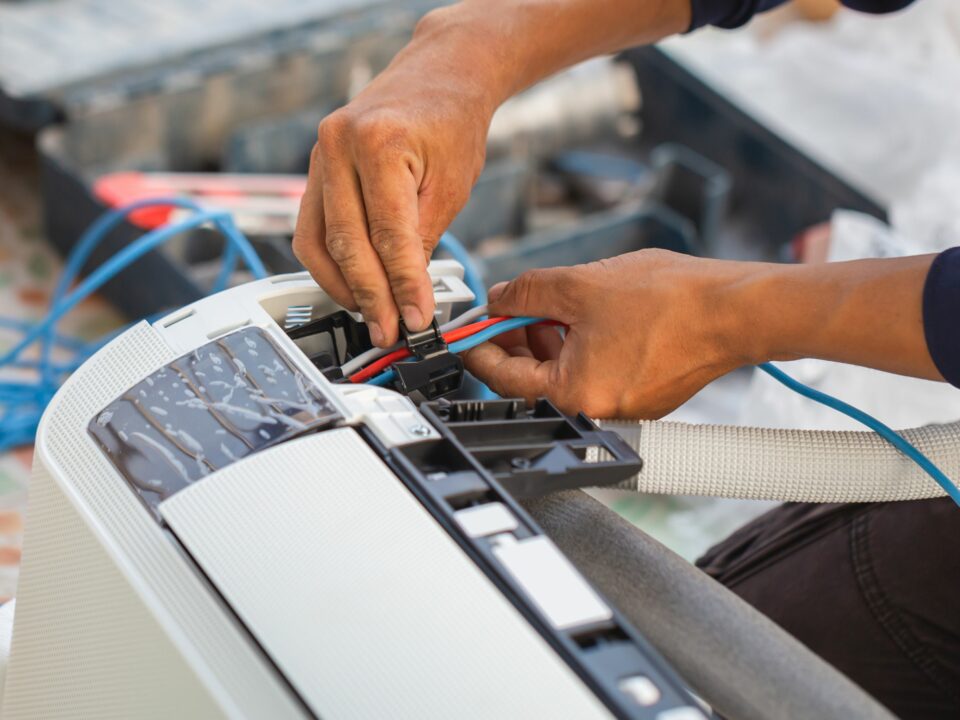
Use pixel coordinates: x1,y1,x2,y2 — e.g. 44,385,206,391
340,343,395,377
439,304,489,332
339,305,490,377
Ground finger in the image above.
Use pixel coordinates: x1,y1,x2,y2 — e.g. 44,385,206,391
357,152,434,332
525,323,564,362
488,327,529,351
501,343,535,359
489,267,581,324
321,153,401,347
292,145,355,309
488,282,508,302
416,172,472,260
463,342,558,402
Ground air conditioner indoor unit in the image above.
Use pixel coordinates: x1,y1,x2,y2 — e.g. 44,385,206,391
1,263,703,720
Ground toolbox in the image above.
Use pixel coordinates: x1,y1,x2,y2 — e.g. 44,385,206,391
0,0,885,320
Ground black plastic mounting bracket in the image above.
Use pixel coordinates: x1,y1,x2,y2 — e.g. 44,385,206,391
285,309,372,381
418,397,642,497
392,318,464,401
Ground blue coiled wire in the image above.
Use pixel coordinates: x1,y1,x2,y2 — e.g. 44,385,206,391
0,198,267,452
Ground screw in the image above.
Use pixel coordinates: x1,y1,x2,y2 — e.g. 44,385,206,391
411,424,431,437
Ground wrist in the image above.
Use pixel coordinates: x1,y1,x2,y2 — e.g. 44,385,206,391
413,0,692,109
727,258,923,369
714,261,797,368
409,5,526,113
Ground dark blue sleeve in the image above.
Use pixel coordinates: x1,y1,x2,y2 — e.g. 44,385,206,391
688,0,917,31
923,248,960,388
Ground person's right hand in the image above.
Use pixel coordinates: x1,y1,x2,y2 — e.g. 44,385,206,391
464,248,941,419
464,250,763,419
293,8,502,347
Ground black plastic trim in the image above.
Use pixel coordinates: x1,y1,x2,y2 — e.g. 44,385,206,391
357,397,699,720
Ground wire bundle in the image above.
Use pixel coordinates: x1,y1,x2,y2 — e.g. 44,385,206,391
347,314,555,387
349,316,512,383
0,198,267,453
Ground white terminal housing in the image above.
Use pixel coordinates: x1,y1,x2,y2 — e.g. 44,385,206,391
1,262,703,720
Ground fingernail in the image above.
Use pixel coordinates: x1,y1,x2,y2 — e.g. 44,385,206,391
488,282,507,301
401,305,425,331
368,322,385,347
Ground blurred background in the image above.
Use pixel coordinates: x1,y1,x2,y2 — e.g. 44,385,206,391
1,0,959,600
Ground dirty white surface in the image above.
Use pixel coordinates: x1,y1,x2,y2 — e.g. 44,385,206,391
661,0,960,208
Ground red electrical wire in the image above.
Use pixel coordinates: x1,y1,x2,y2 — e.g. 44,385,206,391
349,316,511,383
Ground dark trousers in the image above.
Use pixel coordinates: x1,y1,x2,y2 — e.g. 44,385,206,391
697,498,960,719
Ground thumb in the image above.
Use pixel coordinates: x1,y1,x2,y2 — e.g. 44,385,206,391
488,267,579,324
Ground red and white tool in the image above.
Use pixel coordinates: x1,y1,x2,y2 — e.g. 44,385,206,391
94,172,308,236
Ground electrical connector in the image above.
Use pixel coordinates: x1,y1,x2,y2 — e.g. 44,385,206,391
392,318,464,401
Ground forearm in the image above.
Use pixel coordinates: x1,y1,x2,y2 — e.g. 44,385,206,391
736,255,941,381
408,0,692,111
296,0,692,343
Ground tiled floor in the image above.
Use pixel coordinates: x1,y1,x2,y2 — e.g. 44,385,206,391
0,129,124,600
0,131,41,602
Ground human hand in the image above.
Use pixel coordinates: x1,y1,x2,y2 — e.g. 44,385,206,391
293,9,503,346
464,250,764,419
293,0,694,348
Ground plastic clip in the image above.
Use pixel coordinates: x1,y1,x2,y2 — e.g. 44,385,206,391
393,318,464,401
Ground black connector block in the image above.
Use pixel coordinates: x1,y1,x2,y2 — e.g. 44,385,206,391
392,318,464,401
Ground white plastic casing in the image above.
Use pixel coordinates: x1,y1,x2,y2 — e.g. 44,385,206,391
2,265,613,719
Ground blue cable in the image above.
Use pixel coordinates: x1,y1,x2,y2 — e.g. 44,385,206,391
11,201,956,505
438,232,487,307
0,209,265,368
363,316,960,505
38,197,259,389
52,197,206,304
0,317,89,352
759,362,960,506
0,201,266,452
437,231,498,398
446,316,543,353
52,197,260,300
366,316,542,388
366,372,395,388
